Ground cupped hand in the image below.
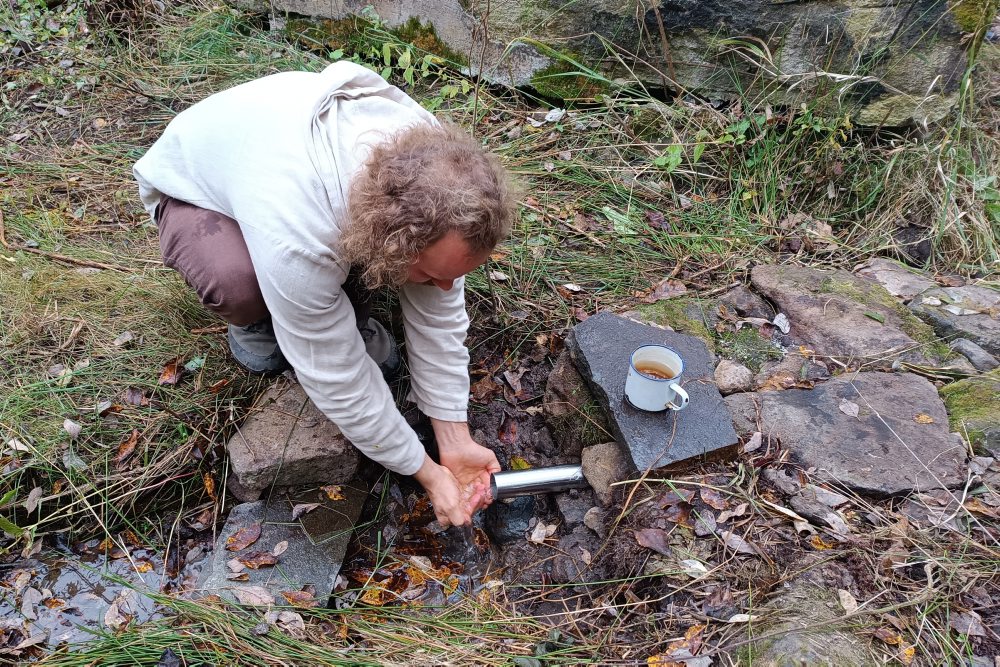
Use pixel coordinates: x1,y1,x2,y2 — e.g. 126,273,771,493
432,419,501,513
413,455,474,527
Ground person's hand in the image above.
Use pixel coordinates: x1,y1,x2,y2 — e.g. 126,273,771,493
432,419,501,513
413,454,474,527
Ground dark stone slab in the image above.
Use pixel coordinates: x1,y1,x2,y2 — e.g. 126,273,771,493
198,484,367,605
725,372,967,495
567,312,739,471
909,285,1000,357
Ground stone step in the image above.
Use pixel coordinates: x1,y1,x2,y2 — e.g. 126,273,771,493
197,482,368,606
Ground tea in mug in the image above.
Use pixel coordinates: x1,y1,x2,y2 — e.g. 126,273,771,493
634,360,676,380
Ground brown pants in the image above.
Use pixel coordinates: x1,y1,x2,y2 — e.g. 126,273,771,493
156,196,372,327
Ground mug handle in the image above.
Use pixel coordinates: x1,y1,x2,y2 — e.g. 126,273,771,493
666,383,689,411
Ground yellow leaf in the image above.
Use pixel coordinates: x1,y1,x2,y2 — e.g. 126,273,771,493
914,414,934,424
321,484,345,501
810,535,835,550
510,456,532,470
134,560,154,573
900,645,916,665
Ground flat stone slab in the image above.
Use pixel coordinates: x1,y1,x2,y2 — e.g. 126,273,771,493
198,483,367,605
751,264,937,363
725,372,967,495
227,379,359,497
909,285,1000,357
855,258,937,301
567,312,738,471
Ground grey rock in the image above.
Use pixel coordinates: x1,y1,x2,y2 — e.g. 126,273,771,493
543,350,611,456
789,494,850,537
580,442,630,507
198,490,366,604
550,526,601,584
951,339,999,371
940,372,1000,457
555,488,596,528
484,495,535,544
718,284,774,319
714,359,753,395
762,468,802,496
754,354,830,390
269,0,969,126
750,265,942,363
754,558,873,667
724,372,967,494
567,312,739,471
854,258,937,301
583,506,608,537
910,285,1000,357
227,380,359,498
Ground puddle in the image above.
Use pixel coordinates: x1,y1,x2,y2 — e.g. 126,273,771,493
0,531,215,656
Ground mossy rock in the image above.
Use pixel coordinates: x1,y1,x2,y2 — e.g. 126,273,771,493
940,370,1000,456
543,351,612,456
718,326,783,373
634,298,716,354
529,56,609,101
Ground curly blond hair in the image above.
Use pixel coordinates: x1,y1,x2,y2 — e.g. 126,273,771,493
341,122,516,289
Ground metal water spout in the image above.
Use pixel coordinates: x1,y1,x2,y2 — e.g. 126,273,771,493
489,465,588,499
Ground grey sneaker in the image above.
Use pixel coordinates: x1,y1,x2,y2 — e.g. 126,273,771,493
359,318,402,381
228,318,290,375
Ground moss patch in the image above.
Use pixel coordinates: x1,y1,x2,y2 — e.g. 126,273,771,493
950,0,999,33
394,17,468,65
817,277,952,361
529,56,609,101
718,327,782,373
284,15,467,65
635,299,716,353
940,370,1000,450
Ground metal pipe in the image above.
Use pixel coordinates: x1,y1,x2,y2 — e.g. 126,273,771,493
490,465,588,499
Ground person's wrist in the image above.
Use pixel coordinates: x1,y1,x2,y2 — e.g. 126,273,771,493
413,454,443,487
430,418,472,452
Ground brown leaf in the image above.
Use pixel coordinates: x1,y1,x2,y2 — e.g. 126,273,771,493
292,503,320,520
321,485,345,501
720,530,757,555
232,585,275,606
498,415,518,445
874,628,903,645
663,502,693,527
572,307,590,322
281,590,321,608
641,278,687,304
24,487,43,514
644,210,672,231
272,540,289,557
114,429,140,466
226,523,262,551
42,597,66,609
949,611,987,637
838,399,860,419
207,378,230,394
633,528,672,556
239,551,278,569
470,375,501,404
656,488,695,507
502,369,526,396
134,559,154,573
190,507,214,531
227,572,250,581
122,387,148,407
913,413,934,424
693,510,717,537
700,488,729,510
203,472,217,501
158,356,183,386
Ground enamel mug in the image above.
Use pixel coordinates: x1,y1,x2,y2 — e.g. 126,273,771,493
624,345,690,412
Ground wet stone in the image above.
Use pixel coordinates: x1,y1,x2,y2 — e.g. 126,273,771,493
909,285,1000,357
198,486,367,605
726,372,967,495
555,488,596,528
226,379,359,498
950,338,999,372
581,441,630,507
714,359,753,395
567,312,739,472
484,495,535,544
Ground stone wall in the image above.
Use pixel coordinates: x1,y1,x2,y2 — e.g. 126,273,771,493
251,0,997,125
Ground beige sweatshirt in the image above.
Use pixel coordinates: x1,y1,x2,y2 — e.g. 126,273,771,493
133,62,471,476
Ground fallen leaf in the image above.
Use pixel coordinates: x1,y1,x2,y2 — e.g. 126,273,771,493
134,560,154,573
226,523,262,551
20,587,44,620
203,472,217,501
502,369,526,396
122,387,148,406
498,415,518,445
772,313,790,334
510,456,531,470
742,432,763,453
488,270,509,282
700,488,729,510
24,487,43,514
239,551,278,569
634,528,672,556
320,485,345,501
679,559,708,578
112,331,135,347
644,210,672,231
7,438,32,453
558,150,572,161
114,429,140,466
694,510,717,536
63,418,82,439
572,307,589,321
42,597,66,609
292,503,320,520
642,278,687,303
104,599,130,630
190,507,214,531
964,497,1000,517
233,585,275,606
810,534,836,550
949,611,986,637
863,310,885,324
899,645,915,666
838,589,858,614
158,356,183,386
838,399,860,419
913,413,934,424
207,378,230,393
266,609,306,638
874,628,902,645
281,590,320,608
720,530,757,556
726,613,759,623
227,572,250,581
470,374,501,403
226,558,245,573
579,547,592,565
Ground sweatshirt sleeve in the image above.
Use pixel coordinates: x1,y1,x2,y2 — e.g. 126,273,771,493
399,278,471,422
243,231,427,476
